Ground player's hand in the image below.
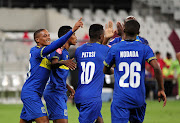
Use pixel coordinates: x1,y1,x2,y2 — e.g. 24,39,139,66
72,17,83,32
105,21,115,39
68,87,75,99
63,58,76,70
116,21,124,37
158,90,167,107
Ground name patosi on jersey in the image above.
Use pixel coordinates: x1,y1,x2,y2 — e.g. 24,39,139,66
82,51,96,58
120,51,139,58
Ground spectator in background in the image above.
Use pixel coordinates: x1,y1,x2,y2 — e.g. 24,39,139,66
176,52,180,64
156,51,166,71
169,54,180,100
163,53,174,97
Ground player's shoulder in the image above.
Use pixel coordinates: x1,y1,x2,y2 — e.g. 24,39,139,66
30,46,42,52
137,36,149,45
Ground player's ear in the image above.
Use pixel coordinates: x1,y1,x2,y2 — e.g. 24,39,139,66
35,38,39,43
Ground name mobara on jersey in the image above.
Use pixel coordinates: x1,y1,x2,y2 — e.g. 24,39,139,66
120,51,139,58
82,51,96,58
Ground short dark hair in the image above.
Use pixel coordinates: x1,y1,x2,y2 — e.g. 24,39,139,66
166,52,171,58
124,20,140,36
155,51,160,55
34,29,45,42
89,24,104,39
58,26,72,38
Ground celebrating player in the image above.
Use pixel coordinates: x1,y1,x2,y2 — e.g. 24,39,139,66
74,24,112,123
103,20,166,123
43,26,77,123
103,16,149,47
20,18,83,123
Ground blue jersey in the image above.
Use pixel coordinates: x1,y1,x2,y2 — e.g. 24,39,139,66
104,40,156,108
44,48,70,94
21,30,73,98
74,43,109,103
108,35,149,47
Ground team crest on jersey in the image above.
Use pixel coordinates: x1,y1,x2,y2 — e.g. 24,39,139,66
41,107,46,113
56,48,62,54
64,109,68,116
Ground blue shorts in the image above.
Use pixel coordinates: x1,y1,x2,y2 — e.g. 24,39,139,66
20,96,47,121
111,102,146,123
76,100,102,123
44,93,68,120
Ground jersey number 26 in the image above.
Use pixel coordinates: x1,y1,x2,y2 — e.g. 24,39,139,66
119,62,141,88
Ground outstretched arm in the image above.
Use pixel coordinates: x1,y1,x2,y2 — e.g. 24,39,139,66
51,58,76,70
150,59,167,107
42,18,83,57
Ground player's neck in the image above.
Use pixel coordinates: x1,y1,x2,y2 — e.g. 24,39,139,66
124,35,136,41
63,43,70,50
90,39,101,43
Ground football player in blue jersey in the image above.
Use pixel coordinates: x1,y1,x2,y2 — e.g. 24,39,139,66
102,16,149,47
74,24,112,123
103,20,166,123
20,18,83,123
43,26,78,123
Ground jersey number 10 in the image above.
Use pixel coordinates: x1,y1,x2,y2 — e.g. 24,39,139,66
80,62,95,84
119,62,141,88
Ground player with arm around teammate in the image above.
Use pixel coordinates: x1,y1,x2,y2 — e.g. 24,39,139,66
20,18,83,123
74,24,112,123
103,20,166,123
43,26,78,123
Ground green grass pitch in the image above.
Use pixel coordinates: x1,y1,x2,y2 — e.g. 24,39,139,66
0,100,180,123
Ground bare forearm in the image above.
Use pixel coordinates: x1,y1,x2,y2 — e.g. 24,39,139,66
154,68,164,91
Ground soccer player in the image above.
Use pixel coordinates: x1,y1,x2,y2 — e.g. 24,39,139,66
74,24,111,123
43,26,78,123
102,16,149,47
20,18,83,123
103,20,166,123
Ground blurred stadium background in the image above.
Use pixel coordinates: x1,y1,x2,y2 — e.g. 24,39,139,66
0,0,180,122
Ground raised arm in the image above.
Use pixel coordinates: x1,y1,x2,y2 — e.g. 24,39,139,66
42,18,83,57
102,21,115,45
149,59,167,107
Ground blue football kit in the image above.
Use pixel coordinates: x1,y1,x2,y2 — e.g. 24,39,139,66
104,40,156,123
108,35,149,47
44,48,70,120
74,42,109,123
20,30,73,121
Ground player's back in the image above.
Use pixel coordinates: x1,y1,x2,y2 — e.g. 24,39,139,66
109,40,155,108
74,43,109,104
108,35,149,47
